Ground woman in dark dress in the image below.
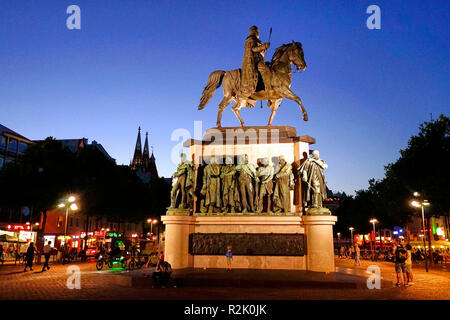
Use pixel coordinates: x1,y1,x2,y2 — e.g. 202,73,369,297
24,242,39,272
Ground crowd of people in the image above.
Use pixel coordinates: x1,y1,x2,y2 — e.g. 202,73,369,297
338,243,449,263
336,239,450,287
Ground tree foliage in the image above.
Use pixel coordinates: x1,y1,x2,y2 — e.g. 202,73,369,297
335,114,449,233
0,137,169,225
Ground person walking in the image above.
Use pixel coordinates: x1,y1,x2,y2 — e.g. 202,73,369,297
226,245,233,271
354,243,361,266
24,242,39,272
405,243,414,286
42,241,52,272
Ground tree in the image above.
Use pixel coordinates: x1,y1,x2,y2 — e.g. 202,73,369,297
0,137,76,235
335,114,449,233
0,137,168,239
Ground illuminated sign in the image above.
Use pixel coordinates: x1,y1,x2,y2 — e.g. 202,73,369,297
7,224,30,231
80,232,86,239
19,231,33,242
94,231,104,237
44,235,56,247
131,233,138,238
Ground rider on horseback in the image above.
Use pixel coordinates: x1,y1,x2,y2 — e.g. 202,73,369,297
240,26,272,105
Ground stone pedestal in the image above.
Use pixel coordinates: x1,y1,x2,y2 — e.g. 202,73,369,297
162,214,337,272
303,215,338,272
163,125,338,272
162,215,195,269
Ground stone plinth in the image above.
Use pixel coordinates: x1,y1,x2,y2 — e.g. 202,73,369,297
162,216,195,269
162,215,337,272
302,215,338,272
163,125,337,272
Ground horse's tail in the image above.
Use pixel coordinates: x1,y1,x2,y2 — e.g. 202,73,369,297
198,70,226,110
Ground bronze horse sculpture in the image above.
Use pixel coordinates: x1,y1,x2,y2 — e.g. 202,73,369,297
198,41,307,127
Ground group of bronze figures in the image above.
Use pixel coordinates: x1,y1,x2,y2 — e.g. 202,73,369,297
169,151,329,215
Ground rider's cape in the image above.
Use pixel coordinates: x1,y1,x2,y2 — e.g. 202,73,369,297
240,35,264,98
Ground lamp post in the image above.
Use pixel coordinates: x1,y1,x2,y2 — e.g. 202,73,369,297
58,196,78,247
337,232,341,248
147,219,158,237
370,219,378,261
411,193,430,272
349,227,354,245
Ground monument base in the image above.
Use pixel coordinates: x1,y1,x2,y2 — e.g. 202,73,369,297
162,214,337,272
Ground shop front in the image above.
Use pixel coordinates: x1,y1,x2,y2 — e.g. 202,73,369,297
0,224,37,260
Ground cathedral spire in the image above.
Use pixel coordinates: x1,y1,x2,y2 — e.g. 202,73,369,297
142,131,150,171
143,131,150,158
131,126,142,169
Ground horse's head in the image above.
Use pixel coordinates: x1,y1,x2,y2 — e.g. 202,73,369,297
271,41,307,72
289,41,307,72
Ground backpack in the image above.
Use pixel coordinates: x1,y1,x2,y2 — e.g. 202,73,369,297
396,245,407,263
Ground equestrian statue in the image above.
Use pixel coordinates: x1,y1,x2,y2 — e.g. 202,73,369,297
198,25,308,128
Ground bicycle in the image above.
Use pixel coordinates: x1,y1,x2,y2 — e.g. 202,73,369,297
127,254,148,271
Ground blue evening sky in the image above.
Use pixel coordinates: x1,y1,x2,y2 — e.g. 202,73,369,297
0,1,449,194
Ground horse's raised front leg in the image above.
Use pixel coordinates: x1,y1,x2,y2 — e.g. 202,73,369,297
267,99,283,127
217,96,233,128
232,99,247,127
283,89,308,121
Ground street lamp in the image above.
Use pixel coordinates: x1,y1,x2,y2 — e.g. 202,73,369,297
411,193,430,272
27,222,39,234
337,232,341,247
370,218,378,261
147,219,158,237
58,195,79,247
349,227,355,245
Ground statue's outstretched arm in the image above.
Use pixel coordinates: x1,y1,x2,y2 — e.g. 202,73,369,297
252,43,269,53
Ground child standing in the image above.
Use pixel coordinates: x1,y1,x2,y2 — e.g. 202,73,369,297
226,245,232,271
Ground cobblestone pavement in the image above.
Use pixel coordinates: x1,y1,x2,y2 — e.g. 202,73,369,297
0,259,449,300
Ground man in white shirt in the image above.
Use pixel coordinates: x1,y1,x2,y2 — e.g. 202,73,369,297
42,241,52,271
